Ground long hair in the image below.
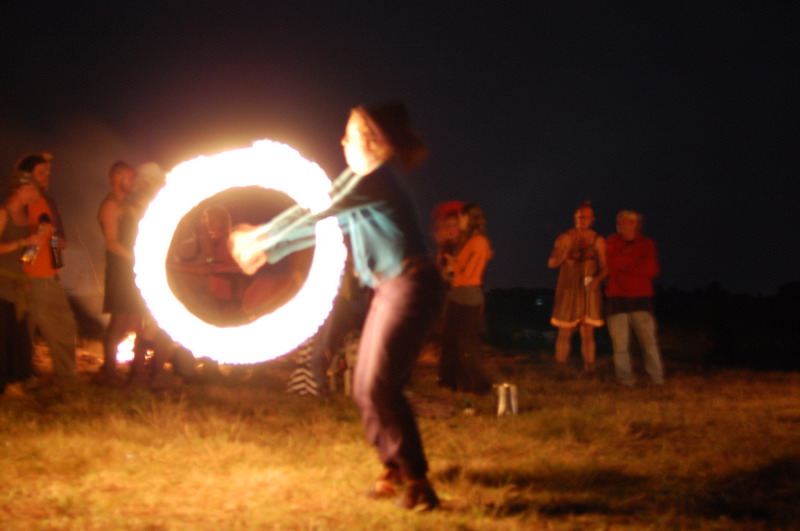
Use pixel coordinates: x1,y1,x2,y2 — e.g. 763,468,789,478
356,101,428,171
460,202,491,248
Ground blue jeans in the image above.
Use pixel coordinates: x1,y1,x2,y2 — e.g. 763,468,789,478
607,311,664,386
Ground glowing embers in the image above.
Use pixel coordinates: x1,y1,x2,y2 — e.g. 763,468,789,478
135,141,346,364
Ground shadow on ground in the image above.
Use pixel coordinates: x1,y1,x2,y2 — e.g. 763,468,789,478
692,454,800,528
436,455,800,526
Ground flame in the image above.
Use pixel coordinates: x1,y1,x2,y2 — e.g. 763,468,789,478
116,332,137,364
115,332,155,364
134,140,346,364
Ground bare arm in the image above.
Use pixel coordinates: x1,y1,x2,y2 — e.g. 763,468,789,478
547,232,571,269
0,210,38,255
98,198,133,261
453,236,490,283
588,234,607,291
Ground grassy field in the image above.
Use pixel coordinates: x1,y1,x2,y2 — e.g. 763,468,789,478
1,342,798,530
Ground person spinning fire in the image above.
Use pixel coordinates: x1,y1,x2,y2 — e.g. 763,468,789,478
228,101,444,510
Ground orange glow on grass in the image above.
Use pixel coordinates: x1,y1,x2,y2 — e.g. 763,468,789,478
134,140,346,364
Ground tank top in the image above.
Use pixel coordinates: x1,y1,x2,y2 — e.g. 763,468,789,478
23,196,57,277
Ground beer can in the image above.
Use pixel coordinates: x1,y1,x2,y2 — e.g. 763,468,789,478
496,383,518,416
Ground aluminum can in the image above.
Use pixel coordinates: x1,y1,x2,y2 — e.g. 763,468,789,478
496,383,518,416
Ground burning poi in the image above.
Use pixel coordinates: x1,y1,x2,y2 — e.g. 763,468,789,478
134,141,346,364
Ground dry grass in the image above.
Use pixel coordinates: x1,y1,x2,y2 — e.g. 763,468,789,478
1,343,799,530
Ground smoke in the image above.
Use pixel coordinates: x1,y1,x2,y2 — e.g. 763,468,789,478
1,115,158,325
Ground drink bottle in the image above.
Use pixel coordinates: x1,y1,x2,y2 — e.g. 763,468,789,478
50,235,63,268
20,243,38,263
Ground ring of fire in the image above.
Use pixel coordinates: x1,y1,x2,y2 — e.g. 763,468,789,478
134,140,346,364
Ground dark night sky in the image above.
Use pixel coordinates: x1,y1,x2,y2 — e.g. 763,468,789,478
1,2,798,299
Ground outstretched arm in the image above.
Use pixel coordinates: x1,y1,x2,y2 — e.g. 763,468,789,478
227,169,367,275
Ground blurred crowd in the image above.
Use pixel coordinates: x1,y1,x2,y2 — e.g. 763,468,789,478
0,152,664,399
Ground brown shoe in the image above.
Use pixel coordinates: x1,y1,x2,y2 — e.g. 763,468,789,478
366,466,404,499
400,478,439,511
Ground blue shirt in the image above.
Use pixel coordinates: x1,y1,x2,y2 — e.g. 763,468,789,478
262,164,429,288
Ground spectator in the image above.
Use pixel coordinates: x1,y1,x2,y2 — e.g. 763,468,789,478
97,161,145,385
438,202,493,394
431,201,464,283
547,201,607,374
169,205,247,325
605,210,664,386
0,171,41,396
16,154,77,386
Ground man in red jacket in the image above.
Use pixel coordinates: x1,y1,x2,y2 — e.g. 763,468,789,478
604,210,664,386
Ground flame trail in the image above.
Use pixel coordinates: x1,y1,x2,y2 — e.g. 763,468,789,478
134,141,346,364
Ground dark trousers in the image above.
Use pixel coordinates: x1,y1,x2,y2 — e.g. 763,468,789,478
0,299,32,389
439,300,491,394
352,265,443,480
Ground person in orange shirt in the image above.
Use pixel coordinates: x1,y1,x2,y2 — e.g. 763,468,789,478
438,203,493,394
15,154,77,385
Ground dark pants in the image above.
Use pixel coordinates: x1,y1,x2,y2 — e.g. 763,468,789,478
439,300,491,394
0,299,32,389
352,264,443,480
